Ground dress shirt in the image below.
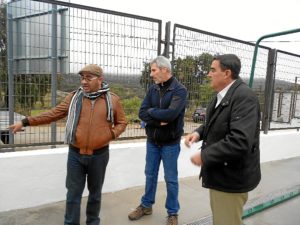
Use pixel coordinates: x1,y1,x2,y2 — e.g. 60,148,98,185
215,80,236,108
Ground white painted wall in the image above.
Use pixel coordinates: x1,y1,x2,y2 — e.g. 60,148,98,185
0,130,299,212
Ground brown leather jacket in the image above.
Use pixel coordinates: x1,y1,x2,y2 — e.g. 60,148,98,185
27,92,127,155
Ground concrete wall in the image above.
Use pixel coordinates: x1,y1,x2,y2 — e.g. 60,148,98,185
0,130,300,212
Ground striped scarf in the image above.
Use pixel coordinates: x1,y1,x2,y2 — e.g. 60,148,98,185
64,82,114,144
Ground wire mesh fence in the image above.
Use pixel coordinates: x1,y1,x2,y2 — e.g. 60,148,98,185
172,24,269,132
1,0,161,148
269,51,300,129
1,0,300,149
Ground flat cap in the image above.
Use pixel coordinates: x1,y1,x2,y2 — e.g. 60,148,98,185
79,64,103,76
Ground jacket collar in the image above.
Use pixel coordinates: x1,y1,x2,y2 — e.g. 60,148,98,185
219,78,244,107
204,78,244,135
154,76,178,91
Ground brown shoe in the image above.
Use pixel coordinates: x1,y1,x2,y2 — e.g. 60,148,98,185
167,215,178,225
128,205,152,220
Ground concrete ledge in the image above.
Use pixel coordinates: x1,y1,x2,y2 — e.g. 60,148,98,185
0,130,300,212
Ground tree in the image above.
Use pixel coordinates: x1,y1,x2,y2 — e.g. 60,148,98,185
14,74,53,114
139,61,153,94
139,53,215,109
173,53,214,108
0,1,61,115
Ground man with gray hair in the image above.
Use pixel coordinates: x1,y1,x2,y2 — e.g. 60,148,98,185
128,56,187,225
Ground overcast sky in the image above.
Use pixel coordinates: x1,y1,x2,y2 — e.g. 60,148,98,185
67,0,300,54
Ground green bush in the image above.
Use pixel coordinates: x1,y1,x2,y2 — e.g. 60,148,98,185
121,96,142,123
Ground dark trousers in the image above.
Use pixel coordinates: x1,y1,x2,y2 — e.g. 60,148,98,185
64,147,109,225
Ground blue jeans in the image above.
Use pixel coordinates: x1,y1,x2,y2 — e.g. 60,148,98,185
64,148,109,225
141,141,180,215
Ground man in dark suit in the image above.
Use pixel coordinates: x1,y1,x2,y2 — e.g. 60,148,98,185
185,54,261,225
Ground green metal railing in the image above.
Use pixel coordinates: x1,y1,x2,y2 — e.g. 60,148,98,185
185,185,300,225
243,187,300,218
249,28,300,88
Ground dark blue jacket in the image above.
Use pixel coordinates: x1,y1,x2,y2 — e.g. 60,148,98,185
139,77,187,145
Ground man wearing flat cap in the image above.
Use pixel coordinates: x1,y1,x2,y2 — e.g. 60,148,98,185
10,64,127,225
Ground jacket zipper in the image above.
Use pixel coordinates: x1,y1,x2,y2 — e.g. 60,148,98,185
154,88,167,143
85,99,95,153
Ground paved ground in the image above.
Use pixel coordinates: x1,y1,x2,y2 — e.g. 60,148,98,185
0,156,300,225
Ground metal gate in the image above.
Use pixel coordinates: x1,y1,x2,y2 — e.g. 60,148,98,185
2,0,300,150
1,0,162,148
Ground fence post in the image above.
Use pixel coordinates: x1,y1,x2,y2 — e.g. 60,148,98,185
7,4,14,147
262,49,277,134
51,4,58,146
162,21,172,58
249,28,300,88
290,76,300,122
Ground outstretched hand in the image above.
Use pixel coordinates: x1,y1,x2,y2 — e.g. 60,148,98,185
8,121,24,134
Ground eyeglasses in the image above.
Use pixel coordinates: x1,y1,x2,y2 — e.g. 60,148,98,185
79,75,98,82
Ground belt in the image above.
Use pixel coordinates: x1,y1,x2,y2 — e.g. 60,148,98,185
69,145,109,155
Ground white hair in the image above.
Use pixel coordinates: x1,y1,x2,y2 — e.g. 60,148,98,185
150,55,172,72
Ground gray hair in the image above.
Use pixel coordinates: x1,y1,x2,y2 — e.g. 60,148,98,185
150,55,172,72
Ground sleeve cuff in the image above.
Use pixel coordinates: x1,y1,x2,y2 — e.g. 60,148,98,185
21,118,30,127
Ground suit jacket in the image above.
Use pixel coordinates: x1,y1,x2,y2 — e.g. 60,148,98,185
195,78,261,193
